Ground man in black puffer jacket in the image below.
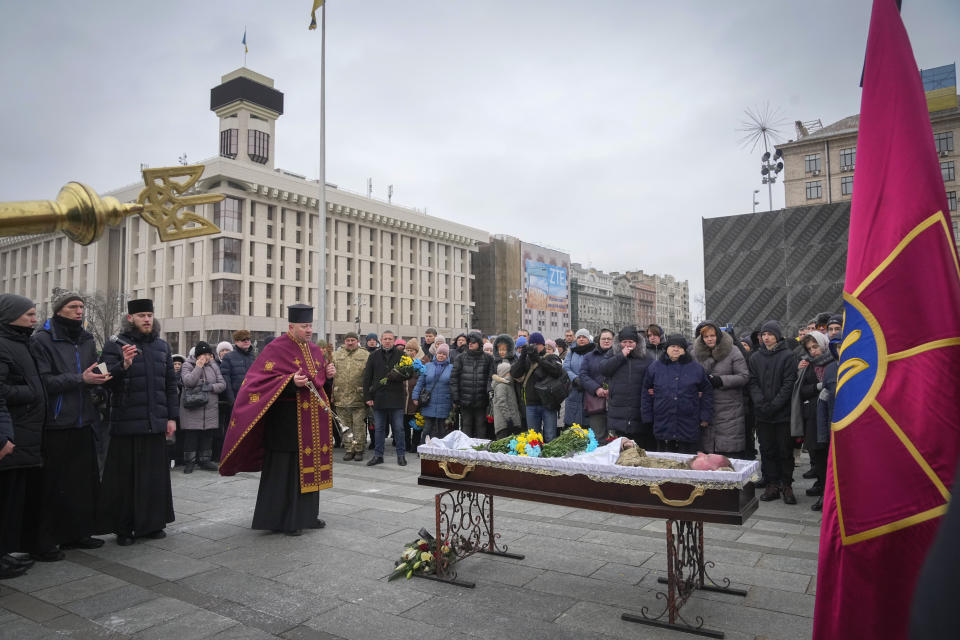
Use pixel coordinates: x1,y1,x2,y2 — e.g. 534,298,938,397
0,294,45,578
748,320,799,504
451,333,494,438
98,299,178,545
30,292,111,557
601,326,656,449
362,331,406,466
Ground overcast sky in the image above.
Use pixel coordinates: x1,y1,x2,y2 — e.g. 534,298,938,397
1,1,957,303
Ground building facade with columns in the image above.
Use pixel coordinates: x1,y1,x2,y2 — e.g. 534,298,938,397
0,67,488,352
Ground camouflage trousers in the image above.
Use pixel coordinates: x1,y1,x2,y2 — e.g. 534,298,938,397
339,405,369,453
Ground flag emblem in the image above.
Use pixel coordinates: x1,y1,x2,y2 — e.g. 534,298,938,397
831,211,960,546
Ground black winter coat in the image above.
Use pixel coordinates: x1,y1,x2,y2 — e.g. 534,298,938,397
362,346,405,410
0,324,45,470
31,316,102,429
641,353,713,443
510,347,563,407
0,393,12,453
220,345,256,403
451,349,494,409
748,340,797,423
600,346,654,435
102,322,179,436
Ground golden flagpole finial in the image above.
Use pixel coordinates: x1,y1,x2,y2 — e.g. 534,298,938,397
0,163,223,245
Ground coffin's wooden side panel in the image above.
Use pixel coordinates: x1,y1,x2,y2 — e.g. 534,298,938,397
418,459,757,525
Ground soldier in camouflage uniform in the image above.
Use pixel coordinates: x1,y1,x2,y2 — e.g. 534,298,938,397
332,332,370,461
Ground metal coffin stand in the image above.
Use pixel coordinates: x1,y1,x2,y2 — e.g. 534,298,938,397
418,458,758,639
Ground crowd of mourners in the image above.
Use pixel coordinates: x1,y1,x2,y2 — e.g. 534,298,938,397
0,286,843,579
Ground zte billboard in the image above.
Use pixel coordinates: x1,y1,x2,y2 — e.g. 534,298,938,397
525,260,568,313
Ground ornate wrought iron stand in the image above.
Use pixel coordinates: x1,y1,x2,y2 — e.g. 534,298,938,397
415,489,524,588
621,519,746,639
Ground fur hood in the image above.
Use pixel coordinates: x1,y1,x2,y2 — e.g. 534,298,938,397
493,333,516,358
693,329,733,364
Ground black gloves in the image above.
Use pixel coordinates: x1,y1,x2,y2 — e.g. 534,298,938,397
708,375,723,389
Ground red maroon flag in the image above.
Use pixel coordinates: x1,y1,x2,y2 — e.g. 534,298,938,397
813,1,960,638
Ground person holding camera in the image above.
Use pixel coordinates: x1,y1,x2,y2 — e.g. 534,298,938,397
510,332,564,442
179,341,226,473
30,292,110,557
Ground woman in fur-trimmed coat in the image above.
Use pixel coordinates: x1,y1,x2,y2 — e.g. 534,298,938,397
692,322,750,458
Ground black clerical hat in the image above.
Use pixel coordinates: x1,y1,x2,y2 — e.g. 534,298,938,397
127,299,154,314
287,304,313,323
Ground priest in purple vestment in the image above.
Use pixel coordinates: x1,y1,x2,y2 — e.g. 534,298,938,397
219,305,336,535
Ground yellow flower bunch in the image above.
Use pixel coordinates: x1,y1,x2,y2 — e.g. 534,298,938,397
570,424,589,440
414,412,425,427
511,429,544,456
400,355,414,367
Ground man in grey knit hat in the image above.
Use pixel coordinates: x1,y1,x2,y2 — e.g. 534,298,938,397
31,291,111,555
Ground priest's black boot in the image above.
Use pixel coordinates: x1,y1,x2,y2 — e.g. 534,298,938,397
31,548,65,562
183,451,197,474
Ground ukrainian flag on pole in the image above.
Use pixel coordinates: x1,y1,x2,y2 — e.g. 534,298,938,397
242,28,248,54
309,0,325,30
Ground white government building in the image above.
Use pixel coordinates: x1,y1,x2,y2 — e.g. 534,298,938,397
0,68,488,352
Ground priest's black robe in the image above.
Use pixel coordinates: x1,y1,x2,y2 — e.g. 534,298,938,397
251,384,320,533
97,433,174,537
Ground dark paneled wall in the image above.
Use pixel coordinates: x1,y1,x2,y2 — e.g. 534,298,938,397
703,202,850,338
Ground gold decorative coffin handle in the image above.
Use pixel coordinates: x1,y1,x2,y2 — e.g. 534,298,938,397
650,484,705,507
438,461,475,480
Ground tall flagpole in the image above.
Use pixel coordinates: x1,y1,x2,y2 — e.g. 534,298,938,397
316,2,327,340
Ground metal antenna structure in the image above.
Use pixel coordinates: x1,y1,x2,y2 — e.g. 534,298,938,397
738,103,787,212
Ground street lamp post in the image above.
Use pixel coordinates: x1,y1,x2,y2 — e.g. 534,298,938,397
354,295,366,337
760,147,784,212
752,189,760,213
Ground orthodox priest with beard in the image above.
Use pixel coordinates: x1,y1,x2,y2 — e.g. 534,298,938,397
98,299,178,545
219,305,336,536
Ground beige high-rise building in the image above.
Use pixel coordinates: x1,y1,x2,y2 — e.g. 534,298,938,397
0,67,488,352
777,70,960,247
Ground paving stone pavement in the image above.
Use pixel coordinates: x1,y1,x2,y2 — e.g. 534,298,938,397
0,447,822,639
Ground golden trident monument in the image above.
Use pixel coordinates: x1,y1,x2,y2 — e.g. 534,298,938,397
0,164,223,245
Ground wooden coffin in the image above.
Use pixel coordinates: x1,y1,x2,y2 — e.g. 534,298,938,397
418,458,758,526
